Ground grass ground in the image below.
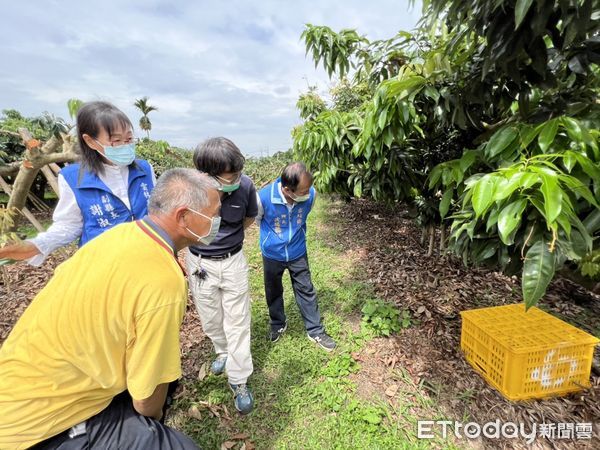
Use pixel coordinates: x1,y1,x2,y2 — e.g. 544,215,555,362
168,197,458,450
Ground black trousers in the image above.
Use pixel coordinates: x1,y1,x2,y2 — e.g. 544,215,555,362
263,254,324,336
31,383,198,450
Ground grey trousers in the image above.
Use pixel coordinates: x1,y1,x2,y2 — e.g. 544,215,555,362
30,392,199,450
263,253,324,336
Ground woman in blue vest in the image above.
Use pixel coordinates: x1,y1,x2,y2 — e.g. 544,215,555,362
0,101,155,266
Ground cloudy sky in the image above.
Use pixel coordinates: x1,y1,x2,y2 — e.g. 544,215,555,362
1,1,421,156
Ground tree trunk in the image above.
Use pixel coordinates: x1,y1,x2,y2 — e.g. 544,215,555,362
7,166,40,213
0,176,44,232
4,129,78,230
427,226,435,257
439,225,446,252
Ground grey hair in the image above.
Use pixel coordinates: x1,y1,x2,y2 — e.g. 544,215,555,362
148,168,219,214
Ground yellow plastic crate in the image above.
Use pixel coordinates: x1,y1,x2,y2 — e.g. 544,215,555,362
460,303,599,401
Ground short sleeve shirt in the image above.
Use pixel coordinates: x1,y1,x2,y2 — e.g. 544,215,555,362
190,173,258,256
0,221,187,449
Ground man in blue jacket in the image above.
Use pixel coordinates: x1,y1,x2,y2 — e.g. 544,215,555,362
256,162,336,351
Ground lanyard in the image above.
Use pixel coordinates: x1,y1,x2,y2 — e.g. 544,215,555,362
136,219,186,275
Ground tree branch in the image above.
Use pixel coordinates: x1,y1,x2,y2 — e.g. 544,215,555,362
0,162,20,177
0,129,21,138
29,152,78,167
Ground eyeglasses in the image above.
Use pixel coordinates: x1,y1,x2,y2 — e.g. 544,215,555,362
215,173,242,185
187,207,217,221
95,136,136,147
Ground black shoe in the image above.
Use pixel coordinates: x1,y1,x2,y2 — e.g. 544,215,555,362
269,321,288,342
307,332,337,351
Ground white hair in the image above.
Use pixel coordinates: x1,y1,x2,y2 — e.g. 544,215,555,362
148,168,218,214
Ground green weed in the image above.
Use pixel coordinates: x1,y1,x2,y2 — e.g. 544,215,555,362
361,298,412,336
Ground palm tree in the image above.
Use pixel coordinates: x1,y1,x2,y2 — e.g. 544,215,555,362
67,98,84,121
133,97,158,139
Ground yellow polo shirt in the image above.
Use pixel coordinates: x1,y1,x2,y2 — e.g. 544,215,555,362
0,221,187,449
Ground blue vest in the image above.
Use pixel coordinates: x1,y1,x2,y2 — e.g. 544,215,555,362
258,178,315,262
60,160,154,247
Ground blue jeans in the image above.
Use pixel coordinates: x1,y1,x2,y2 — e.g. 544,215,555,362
262,254,324,337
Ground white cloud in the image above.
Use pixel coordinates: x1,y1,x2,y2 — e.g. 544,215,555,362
0,0,422,155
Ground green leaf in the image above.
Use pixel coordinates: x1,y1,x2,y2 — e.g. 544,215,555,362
539,172,562,223
522,239,556,309
497,199,527,245
459,150,477,172
471,175,497,217
519,124,540,149
428,165,443,188
583,209,600,234
363,411,382,425
486,206,501,231
494,172,530,201
538,118,558,152
562,151,576,172
353,179,363,198
485,127,518,158
561,117,583,141
558,174,598,208
439,188,453,218
423,85,440,102
377,107,388,131
515,0,534,28
574,153,600,179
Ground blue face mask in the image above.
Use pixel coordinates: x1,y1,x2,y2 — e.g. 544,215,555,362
95,140,136,166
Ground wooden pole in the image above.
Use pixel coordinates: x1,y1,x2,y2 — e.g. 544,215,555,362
41,165,59,196
49,163,62,176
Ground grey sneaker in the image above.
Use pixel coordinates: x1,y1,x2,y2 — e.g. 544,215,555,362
229,383,254,415
269,321,288,342
307,332,337,351
210,356,227,375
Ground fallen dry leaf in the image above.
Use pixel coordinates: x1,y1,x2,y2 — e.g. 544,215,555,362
208,405,221,418
231,433,250,440
198,362,208,381
187,405,202,420
385,384,399,397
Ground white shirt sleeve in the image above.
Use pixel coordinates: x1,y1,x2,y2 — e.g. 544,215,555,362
150,164,157,184
26,174,84,266
255,193,264,226
25,163,150,266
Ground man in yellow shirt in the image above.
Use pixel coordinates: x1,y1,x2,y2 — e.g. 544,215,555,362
0,168,221,449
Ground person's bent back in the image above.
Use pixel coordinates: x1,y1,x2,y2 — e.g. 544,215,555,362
0,168,220,450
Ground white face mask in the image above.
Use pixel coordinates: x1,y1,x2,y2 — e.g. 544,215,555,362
186,207,221,245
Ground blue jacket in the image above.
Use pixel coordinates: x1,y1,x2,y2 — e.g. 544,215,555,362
258,178,315,262
60,160,154,246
